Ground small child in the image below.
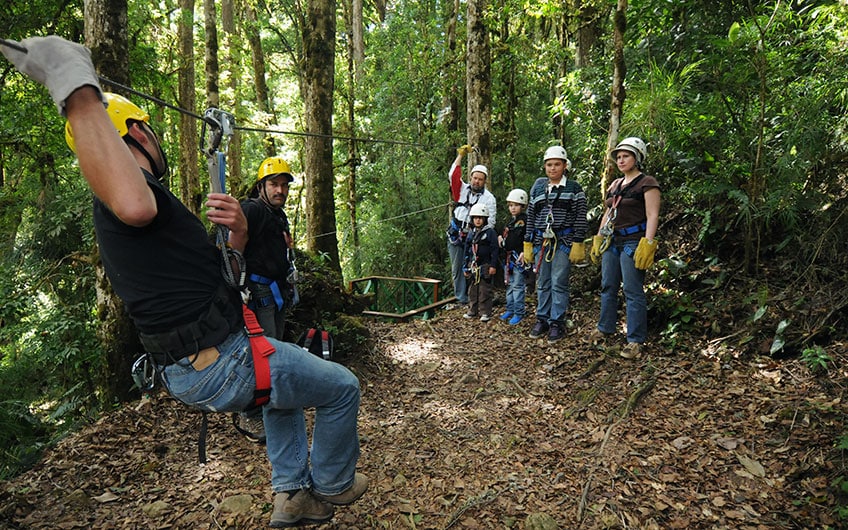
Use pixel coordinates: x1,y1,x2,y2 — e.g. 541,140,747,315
463,203,499,321
498,189,528,325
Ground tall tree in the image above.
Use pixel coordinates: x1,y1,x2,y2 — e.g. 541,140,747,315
246,2,276,157
177,0,200,214
342,0,362,277
83,0,138,404
203,0,220,109
222,0,243,189
301,0,341,274
466,0,492,174
602,0,627,195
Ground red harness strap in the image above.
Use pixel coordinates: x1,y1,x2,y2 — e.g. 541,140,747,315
241,304,274,407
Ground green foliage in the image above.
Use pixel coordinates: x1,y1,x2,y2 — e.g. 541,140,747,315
801,345,831,374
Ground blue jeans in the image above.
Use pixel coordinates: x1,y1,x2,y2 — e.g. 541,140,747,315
504,266,526,317
160,331,361,495
534,242,572,324
599,240,647,343
448,239,468,303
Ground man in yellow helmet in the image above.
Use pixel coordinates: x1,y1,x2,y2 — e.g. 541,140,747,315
2,35,367,527
235,156,298,444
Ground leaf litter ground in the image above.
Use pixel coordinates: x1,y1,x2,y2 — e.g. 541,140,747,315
1,295,846,529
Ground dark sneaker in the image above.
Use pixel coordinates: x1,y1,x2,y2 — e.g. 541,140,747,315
270,490,334,527
234,412,266,444
547,322,564,343
529,320,549,339
313,472,369,506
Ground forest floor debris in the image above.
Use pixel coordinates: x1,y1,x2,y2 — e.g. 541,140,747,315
1,298,847,529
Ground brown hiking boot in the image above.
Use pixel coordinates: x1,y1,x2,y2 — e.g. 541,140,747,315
313,472,369,506
270,490,334,528
620,342,642,359
588,329,609,345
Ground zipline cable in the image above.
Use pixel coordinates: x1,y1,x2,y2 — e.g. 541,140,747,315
1,38,431,148
2,37,454,242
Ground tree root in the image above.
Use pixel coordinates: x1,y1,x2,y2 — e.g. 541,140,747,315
443,489,499,529
577,370,659,526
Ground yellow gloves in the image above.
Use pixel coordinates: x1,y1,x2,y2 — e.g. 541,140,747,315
523,241,534,266
457,144,471,156
590,235,605,264
634,237,658,270
569,242,585,263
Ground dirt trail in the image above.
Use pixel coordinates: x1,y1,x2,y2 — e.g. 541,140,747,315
1,303,846,529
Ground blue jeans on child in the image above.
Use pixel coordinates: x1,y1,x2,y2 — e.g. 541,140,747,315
598,240,647,343
160,331,362,496
534,242,572,324
504,266,526,317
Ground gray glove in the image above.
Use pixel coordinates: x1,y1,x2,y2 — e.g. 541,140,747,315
0,36,104,115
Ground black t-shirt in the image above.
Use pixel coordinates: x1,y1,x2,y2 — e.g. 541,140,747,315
502,212,527,252
93,170,238,334
241,198,292,282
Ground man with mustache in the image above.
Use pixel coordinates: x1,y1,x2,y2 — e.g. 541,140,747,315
236,157,299,443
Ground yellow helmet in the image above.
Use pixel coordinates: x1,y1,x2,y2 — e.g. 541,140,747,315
65,93,150,153
257,156,294,183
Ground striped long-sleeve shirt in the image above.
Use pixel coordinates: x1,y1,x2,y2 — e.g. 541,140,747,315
524,177,588,246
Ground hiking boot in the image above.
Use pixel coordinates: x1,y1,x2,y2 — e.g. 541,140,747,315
588,329,610,345
480,314,492,322
508,315,523,325
621,342,642,359
529,320,549,339
236,412,266,444
270,489,334,528
499,311,513,321
547,322,564,343
313,472,369,506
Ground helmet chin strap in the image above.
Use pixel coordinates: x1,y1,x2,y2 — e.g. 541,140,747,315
125,132,170,182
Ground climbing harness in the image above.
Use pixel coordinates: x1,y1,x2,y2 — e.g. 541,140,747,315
598,174,647,256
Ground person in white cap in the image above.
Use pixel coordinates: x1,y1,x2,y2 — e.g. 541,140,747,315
446,145,496,306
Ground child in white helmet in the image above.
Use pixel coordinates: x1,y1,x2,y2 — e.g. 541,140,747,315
463,203,499,321
524,145,588,343
499,189,529,325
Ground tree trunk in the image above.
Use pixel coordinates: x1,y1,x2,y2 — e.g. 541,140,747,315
575,0,604,68
84,0,138,404
603,0,627,198
246,2,277,157
352,0,364,83
222,0,242,194
466,0,492,175
204,0,220,109
344,0,361,277
178,0,200,215
302,0,342,275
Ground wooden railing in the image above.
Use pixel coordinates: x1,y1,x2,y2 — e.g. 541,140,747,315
348,276,456,321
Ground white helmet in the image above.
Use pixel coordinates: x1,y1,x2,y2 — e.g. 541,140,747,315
470,164,489,178
611,137,647,165
506,188,528,205
469,203,490,218
543,145,572,170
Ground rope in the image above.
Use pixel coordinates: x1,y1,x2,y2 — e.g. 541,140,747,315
306,202,452,241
